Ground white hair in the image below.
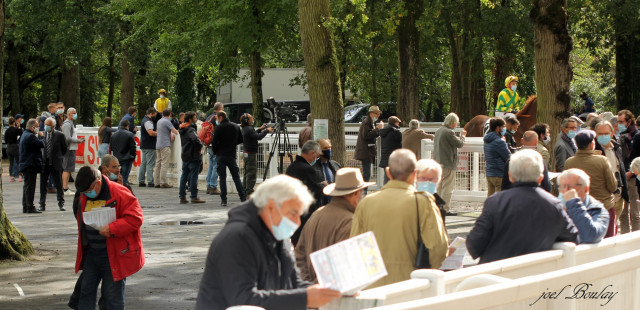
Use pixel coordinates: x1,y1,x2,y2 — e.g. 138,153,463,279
409,119,420,129
443,113,459,127
67,107,76,114
45,117,56,127
558,168,591,188
252,175,314,213
508,149,543,183
631,158,640,175
415,159,442,181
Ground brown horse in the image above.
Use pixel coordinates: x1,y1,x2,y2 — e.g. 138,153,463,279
463,95,538,146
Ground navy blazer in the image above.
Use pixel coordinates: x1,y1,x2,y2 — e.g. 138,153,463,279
19,129,45,172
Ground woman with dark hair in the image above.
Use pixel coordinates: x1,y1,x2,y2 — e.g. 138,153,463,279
240,113,272,196
5,116,23,182
98,117,117,159
531,123,551,168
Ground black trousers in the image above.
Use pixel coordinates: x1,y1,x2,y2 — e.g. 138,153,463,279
40,162,64,208
22,168,38,212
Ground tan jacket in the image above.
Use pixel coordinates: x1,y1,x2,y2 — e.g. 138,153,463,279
537,143,550,168
350,180,449,288
564,150,617,210
402,128,434,160
294,197,355,283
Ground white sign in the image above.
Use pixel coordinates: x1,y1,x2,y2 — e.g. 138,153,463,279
313,119,329,141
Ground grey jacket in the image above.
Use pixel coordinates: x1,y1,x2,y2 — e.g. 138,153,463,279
553,132,576,172
433,125,465,170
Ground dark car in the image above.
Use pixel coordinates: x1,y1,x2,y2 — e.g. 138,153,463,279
344,102,426,123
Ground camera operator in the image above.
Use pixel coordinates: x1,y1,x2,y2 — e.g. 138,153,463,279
240,113,273,196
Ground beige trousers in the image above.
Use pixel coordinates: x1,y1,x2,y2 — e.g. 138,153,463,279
437,168,455,212
486,177,503,197
153,147,172,185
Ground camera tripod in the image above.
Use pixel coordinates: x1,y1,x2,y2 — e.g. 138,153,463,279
263,119,294,180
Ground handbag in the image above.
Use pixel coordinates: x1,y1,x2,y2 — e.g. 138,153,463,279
414,194,431,269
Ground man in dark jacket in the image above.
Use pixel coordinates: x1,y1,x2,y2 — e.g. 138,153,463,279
110,120,137,186
138,108,158,187
501,131,552,192
118,106,137,133
314,138,342,205
212,111,246,206
353,106,383,185
39,117,68,211
503,116,520,153
285,140,326,245
379,116,402,184
178,111,205,204
484,117,511,196
618,110,640,233
466,149,578,264
195,175,340,310
240,113,273,195
20,119,45,214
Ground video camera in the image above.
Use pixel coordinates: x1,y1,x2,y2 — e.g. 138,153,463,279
265,97,298,123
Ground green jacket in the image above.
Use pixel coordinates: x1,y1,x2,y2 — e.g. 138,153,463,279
433,125,465,170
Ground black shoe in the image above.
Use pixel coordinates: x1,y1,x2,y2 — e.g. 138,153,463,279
221,202,228,207
38,206,45,212
148,183,155,188
59,204,66,211
139,183,146,187
179,198,189,204
446,211,458,216
28,208,42,214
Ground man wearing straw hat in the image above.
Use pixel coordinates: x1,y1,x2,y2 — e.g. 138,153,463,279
295,168,374,282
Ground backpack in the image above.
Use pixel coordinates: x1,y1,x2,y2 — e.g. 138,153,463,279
198,115,216,146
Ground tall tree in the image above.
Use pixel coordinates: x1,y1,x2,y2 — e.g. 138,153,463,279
396,0,423,123
0,0,35,260
530,0,573,168
299,0,346,165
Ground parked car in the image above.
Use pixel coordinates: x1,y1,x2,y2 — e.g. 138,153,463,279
344,102,426,123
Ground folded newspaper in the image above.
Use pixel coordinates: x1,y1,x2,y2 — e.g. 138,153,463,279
439,237,467,270
83,207,116,230
310,232,387,295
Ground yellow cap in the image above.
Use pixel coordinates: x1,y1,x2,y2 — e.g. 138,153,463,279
158,89,167,95
504,76,518,88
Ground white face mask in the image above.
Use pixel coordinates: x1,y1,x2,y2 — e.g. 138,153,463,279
510,85,517,92
543,136,551,145
159,95,165,99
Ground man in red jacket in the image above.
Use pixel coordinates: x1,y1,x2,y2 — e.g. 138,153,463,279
74,166,145,309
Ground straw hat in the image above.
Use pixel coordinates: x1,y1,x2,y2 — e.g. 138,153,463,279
368,105,381,113
323,168,375,196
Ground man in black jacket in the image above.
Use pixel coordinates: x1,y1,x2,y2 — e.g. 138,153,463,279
179,111,205,203
195,175,340,310
285,140,326,245
39,117,68,211
212,111,246,206
314,138,342,205
240,113,273,196
110,119,137,186
20,119,45,213
379,116,403,184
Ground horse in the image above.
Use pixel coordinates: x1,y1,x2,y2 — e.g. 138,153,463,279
464,95,538,146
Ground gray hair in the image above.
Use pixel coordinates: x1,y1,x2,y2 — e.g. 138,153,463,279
415,159,442,182
67,107,77,115
26,118,38,129
558,168,591,188
252,175,314,213
443,113,459,127
631,157,640,175
409,119,420,129
45,117,56,127
301,140,320,155
594,121,614,133
213,102,224,112
508,149,543,183
100,155,119,169
561,118,577,128
388,149,417,181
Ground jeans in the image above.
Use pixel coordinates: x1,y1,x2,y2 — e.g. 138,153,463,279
120,160,133,186
243,153,257,195
79,246,125,310
138,149,156,184
206,148,218,188
39,162,64,208
153,147,171,185
216,155,246,203
179,161,201,199
8,154,19,177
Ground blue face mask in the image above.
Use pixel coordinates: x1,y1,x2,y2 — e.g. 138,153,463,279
618,123,627,133
557,193,566,206
417,181,438,194
510,85,517,92
85,189,98,199
567,130,577,139
56,109,64,115
509,129,516,134
637,174,640,182
20,119,24,124
73,114,78,121
310,157,318,166
597,135,611,146
269,207,300,241
322,149,332,160
44,125,52,132
372,117,378,122
500,127,507,136
109,173,118,181
215,121,220,126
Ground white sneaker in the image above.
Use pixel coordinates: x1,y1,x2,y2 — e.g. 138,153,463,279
64,189,76,196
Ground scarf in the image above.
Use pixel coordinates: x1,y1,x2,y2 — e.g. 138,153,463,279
561,131,577,154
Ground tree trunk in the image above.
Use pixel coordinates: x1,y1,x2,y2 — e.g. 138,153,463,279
444,7,462,117
7,42,20,114
396,0,423,124
120,48,135,117
368,0,378,106
614,4,640,112
530,0,573,170
299,0,346,165
107,45,117,118
0,0,34,261
250,51,264,125
60,63,80,108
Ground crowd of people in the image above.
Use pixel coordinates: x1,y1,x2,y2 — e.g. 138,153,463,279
10,84,640,309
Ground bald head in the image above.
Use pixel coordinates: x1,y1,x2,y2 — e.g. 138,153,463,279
318,139,331,149
521,130,538,147
388,149,417,182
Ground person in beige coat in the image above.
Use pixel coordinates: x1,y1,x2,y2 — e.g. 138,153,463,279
351,149,449,288
402,119,434,159
295,168,375,282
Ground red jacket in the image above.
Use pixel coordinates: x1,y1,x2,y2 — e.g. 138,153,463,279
75,177,145,281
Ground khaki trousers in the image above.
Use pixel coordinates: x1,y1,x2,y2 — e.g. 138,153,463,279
153,147,172,185
487,177,503,197
437,168,455,212
620,179,640,233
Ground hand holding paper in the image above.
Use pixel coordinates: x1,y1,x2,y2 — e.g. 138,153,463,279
83,207,116,231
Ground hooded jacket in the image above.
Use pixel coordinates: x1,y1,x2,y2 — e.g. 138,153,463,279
179,124,203,162
378,123,402,168
195,200,309,310
483,131,511,177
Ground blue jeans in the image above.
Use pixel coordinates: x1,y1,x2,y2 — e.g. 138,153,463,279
79,246,126,310
138,149,156,184
206,148,218,188
179,161,201,199
120,160,133,186
216,155,246,203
